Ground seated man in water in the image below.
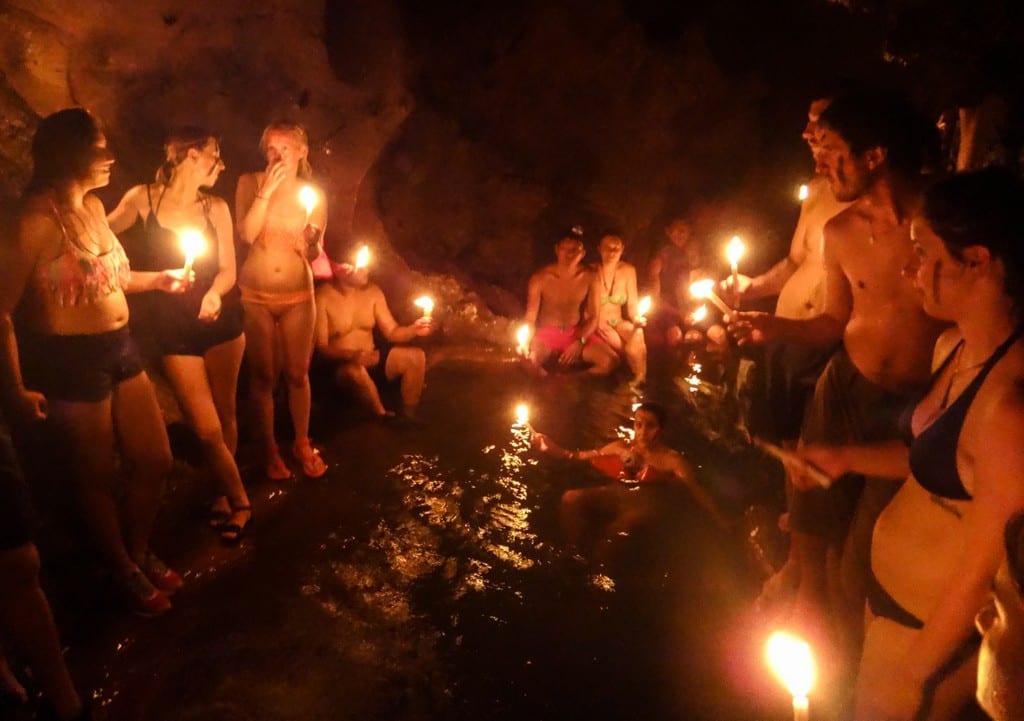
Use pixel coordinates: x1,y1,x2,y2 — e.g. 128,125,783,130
976,511,1024,721
532,403,728,560
314,259,435,421
521,227,617,376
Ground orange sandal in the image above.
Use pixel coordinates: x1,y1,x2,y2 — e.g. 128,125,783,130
292,439,327,478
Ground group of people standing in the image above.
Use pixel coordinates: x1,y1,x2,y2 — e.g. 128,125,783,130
730,90,1024,721
0,107,384,719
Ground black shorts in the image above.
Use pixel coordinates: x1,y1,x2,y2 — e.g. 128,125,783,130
0,420,35,551
152,293,245,357
21,326,145,403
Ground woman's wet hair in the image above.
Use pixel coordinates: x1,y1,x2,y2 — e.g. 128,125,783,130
259,121,313,180
636,402,666,427
1005,511,1024,600
921,168,1024,317
157,126,216,184
26,108,103,194
818,89,938,174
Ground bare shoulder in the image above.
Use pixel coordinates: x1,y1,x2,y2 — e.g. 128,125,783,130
314,281,340,306
932,327,963,370
16,197,63,254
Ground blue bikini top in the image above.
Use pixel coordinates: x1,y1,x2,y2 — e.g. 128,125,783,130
901,328,1023,501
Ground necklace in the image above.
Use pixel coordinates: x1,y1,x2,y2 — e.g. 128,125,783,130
938,345,987,410
601,265,616,295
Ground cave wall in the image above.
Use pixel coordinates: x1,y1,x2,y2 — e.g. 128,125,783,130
0,0,411,263
0,0,894,334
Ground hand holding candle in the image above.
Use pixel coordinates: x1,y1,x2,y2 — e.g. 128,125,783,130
766,631,816,721
689,304,708,325
636,295,652,324
298,185,318,223
725,235,745,308
179,228,206,280
354,245,371,270
413,296,434,319
514,403,530,427
689,279,731,315
515,323,531,357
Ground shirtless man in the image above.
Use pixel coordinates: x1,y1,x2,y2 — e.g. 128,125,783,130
522,230,617,375
314,262,435,421
730,90,946,674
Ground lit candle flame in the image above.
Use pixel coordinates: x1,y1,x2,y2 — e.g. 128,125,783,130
766,631,815,720
689,280,731,314
514,403,530,427
298,185,318,219
516,323,531,354
413,296,434,319
690,304,708,323
637,295,652,319
354,245,371,270
798,184,809,201
179,228,207,276
726,235,745,267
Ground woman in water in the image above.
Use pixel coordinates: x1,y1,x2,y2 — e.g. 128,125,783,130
581,234,648,382
0,109,188,616
532,402,726,555
799,169,1024,721
108,128,251,542
235,122,327,480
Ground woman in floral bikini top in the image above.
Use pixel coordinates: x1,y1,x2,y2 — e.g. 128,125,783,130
0,108,190,617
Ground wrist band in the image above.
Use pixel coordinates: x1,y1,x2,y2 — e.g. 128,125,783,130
255,194,269,200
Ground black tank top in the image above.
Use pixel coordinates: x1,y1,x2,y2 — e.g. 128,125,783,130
903,327,1024,500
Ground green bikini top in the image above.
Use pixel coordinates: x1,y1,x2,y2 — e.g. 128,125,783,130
600,294,627,306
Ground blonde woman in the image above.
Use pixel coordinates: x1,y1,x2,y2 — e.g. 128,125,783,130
236,122,327,479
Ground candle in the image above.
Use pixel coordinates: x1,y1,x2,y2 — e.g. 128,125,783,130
354,245,371,270
178,228,206,277
515,323,531,356
798,184,809,202
298,185,318,222
636,295,652,322
766,631,816,721
690,304,708,324
514,403,530,427
726,235,745,308
689,279,731,314
413,296,434,319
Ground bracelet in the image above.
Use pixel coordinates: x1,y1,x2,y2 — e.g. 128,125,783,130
255,194,269,200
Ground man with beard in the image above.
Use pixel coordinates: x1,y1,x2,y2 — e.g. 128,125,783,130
729,89,946,681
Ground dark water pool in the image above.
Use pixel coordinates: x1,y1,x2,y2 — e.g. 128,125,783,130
40,354,795,721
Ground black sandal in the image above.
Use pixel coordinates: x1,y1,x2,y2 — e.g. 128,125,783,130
219,505,252,545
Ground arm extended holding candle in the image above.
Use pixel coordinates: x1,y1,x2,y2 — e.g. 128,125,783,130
752,438,834,489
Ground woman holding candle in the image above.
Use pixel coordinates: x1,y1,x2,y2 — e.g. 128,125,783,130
531,403,727,556
581,234,647,382
108,128,251,542
0,109,189,615
235,122,327,479
798,170,1024,721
